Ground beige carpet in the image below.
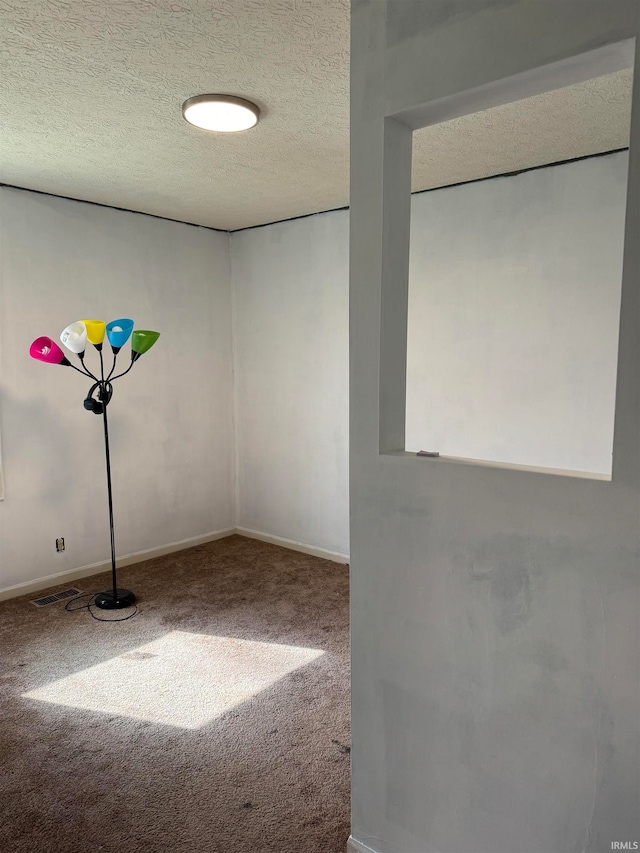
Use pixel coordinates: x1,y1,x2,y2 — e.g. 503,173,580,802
0,535,351,853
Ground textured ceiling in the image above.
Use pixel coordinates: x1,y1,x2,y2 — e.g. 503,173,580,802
412,68,632,194
0,1,633,231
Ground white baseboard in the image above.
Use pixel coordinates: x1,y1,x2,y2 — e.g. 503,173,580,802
0,525,350,602
235,526,349,564
347,837,380,853
0,527,236,602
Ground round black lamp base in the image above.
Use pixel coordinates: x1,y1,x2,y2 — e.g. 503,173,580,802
94,589,136,609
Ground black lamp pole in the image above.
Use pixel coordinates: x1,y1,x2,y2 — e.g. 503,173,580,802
93,380,135,609
79,346,137,610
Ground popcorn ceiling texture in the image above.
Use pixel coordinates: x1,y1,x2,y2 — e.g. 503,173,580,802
412,69,632,195
0,0,350,231
0,0,632,231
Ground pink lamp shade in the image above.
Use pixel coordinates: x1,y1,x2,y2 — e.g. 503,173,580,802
29,336,70,366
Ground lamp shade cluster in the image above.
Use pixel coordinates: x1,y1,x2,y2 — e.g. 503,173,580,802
30,319,160,364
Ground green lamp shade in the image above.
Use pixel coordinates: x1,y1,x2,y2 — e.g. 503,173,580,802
131,330,160,357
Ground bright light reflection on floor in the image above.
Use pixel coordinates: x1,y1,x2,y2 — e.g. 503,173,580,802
23,631,325,729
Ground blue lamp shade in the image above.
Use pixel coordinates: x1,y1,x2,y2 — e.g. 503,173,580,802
106,318,134,352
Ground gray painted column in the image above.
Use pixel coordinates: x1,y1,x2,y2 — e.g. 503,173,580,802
349,2,640,852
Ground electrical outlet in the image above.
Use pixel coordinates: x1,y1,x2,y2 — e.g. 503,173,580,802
55,538,65,552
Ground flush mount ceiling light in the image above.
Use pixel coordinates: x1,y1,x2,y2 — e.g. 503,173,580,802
182,94,260,133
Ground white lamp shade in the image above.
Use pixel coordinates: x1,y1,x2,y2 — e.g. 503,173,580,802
60,321,87,354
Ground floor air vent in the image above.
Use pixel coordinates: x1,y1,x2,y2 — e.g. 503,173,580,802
30,588,82,607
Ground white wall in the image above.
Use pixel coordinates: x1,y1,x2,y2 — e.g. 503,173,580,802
230,152,626,564
0,188,235,593
0,146,631,599
231,211,350,558
231,152,628,554
406,152,628,475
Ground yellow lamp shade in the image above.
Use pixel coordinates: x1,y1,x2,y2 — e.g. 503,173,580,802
83,319,106,346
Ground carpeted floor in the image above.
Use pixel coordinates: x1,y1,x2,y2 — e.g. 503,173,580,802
0,535,351,853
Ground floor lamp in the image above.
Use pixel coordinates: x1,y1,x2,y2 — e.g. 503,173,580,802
30,319,160,609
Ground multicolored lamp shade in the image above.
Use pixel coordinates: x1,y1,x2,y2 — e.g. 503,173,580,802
29,336,70,366
131,330,160,360
106,318,134,353
32,321,160,363
60,321,87,354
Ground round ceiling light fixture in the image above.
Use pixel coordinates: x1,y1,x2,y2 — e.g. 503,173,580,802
182,94,260,133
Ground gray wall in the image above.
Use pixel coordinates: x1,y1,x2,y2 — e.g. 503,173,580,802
0,188,235,593
349,3,639,853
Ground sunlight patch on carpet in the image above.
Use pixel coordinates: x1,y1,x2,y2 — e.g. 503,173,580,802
22,631,325,729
